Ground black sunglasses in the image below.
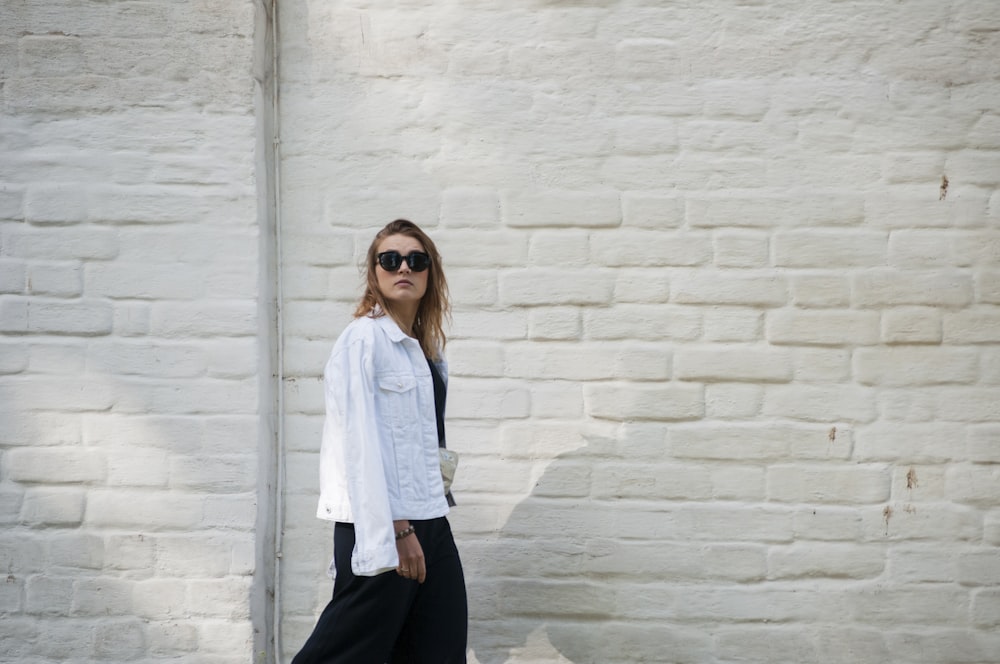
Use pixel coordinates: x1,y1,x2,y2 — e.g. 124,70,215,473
377,250,431,273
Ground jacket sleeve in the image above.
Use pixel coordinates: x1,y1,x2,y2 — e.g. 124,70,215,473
324,335,397,577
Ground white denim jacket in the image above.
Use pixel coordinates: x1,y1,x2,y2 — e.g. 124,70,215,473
316,313,449,577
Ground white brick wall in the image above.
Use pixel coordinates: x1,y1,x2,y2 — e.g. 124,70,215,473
276,2,1000,664
4,1,999,663
0,1,267,663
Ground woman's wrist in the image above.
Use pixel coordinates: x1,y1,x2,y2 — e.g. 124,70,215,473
393,520,414,541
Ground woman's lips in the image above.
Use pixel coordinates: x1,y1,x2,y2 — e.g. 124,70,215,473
395,279,412,287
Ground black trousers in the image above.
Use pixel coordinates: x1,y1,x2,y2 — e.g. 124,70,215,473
291,517,468,664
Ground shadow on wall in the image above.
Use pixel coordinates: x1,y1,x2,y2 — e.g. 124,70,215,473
465,432,711,664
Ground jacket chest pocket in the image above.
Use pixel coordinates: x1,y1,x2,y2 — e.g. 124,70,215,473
377,373,418,429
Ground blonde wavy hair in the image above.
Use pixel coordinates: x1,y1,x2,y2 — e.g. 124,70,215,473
354,219,451,360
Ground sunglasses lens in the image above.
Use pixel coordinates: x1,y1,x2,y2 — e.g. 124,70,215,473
408,253,430,272
378,251,403,271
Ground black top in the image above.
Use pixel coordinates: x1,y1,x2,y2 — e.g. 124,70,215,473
426,356,455,506
426,356,447,448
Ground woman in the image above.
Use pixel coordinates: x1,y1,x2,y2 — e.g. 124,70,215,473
292,219,467,663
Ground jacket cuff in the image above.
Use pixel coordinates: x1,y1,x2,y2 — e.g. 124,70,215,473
351,542,399,577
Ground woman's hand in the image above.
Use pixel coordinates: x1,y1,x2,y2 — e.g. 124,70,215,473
394,520,426,583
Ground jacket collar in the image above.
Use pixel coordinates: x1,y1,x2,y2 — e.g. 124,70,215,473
371,309,411,344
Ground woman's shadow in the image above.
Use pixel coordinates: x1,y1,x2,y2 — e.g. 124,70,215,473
462,430,709,664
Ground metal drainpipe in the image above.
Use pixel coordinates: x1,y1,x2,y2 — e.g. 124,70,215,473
270,0,286,659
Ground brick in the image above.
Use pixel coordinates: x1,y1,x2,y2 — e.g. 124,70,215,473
446,377,530,419
865,194,987,228
881,151,947,184
497,419,583,460
25,263,81,297
774,230,888,268
169,455,256,493
673,271,787,306
767,309,880,346
0,187,24,221
793,507,864,542
704,383,763,419
855,423,967,463
815,628,890,664
592,461,712,500
0,260,25,294
133,579,189,619
889,230,1000,268
0,487,23,525
864,504,982,542
589,539,765,582
947,465,1000,507
186,577,251,620
791,348,851,382
675,346,792,383
206,338,257,379
20,488,85,526
526,307,581,340
202,495,257,531
715,628,819,663
85,490,204,530
846,587,971,626
49,533,103,571
7,447,106,484
789,274,852,308
499,268,614,306
889,546,958,583
0,298,113,335
763,385,878,422
452,309,528,340
584,304,700,340
943,308,1000,343
448,268,497,306
882,306,943,344
968,426,1000,463
611,116,677,155
23,184,89,224
933,387,1000,422
687,196,864,228
441,187,500,228
612,268,671,304
0,343,28,374
590,230,711,267
854,347,979,386
85,262,206,300
978,269,1000,304
93,619,146,658
87,340,206,378
584,383,703,421
501,190,620,228
150,302,257,337
113,302,152,337
3,227,119,260
436,229,528,268
767,464,891,504
972,589,1000,627
768,543,885,580
670,423,848,461
958,549,1000,586
25,575,74,615
712,231,769,268
621,193,684,228
73,577,135,617
702,307,763,342
946,150,1000,186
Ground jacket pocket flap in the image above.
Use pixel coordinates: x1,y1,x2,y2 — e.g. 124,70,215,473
377,374,417,393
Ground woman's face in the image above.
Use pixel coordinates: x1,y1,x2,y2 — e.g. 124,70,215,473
375,233,429,309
